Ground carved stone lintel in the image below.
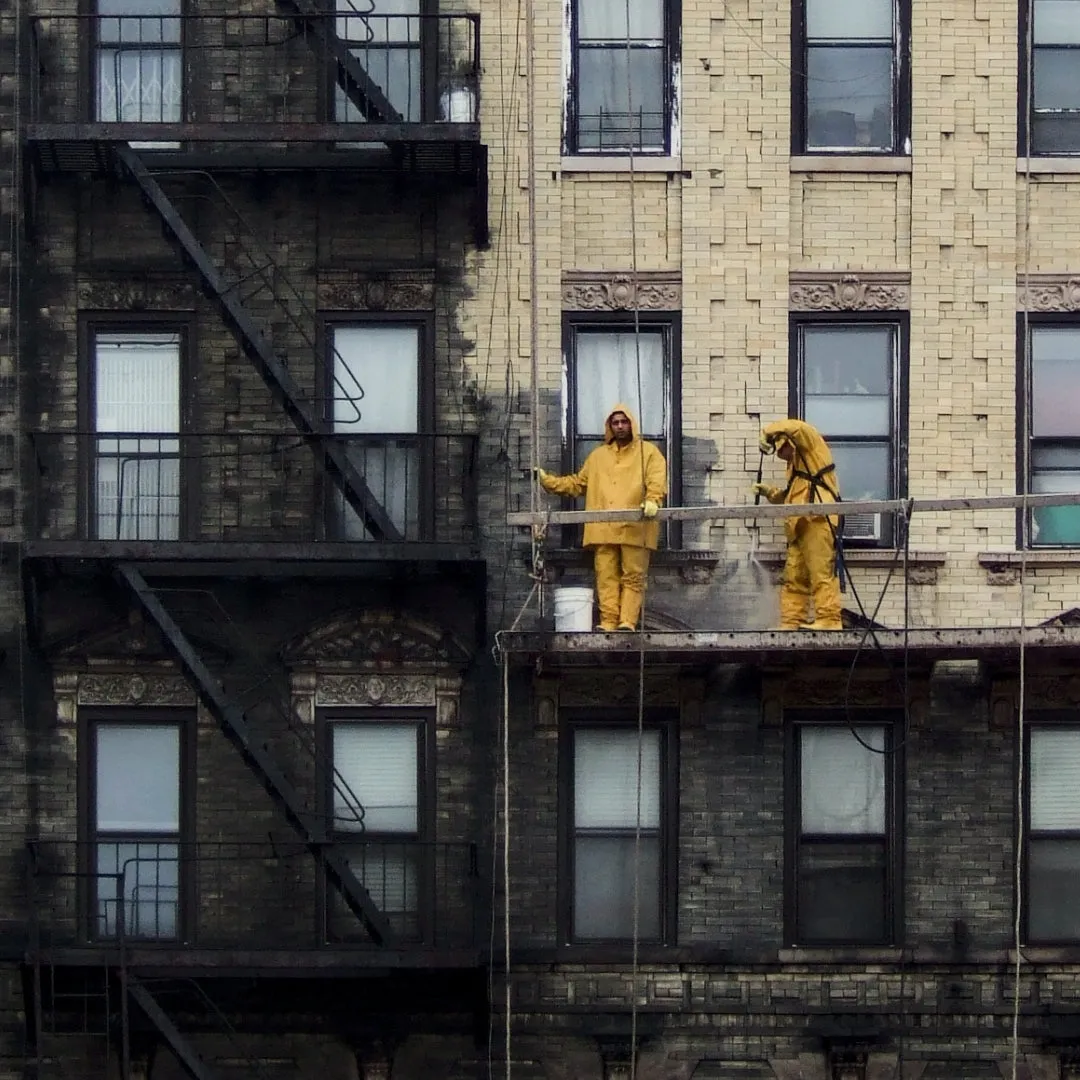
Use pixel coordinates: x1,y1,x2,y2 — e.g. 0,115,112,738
77,673,194,706
77,279,198,311
789,273,910,312
1019,276,1080,312
317,272,435,311
316,674,437,707
562,271,681,312
986,566,1020,586
559,672,679,707
908,565,938,585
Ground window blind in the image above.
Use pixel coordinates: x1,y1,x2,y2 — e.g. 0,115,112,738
333,723,419,833
95,724,180,832
1031,729,1080,830
801,726,886,835
574,728,660,830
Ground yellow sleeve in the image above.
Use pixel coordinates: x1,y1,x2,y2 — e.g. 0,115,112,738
540,459,589,498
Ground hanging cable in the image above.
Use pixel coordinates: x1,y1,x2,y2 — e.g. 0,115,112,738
502,649,513,1080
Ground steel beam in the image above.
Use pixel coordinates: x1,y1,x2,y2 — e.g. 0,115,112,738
26,122,477,143
115,145,401,542
117,565,394,945
126,977,218,1080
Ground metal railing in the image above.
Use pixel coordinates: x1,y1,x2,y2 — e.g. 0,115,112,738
27,430,479,545
27,838,482,950
29,12,480,128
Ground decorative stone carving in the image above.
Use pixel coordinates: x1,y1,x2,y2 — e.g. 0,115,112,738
559,672,679,707
986,566,1020,586
316,674,437,706
317,273,435,311
1019,276,1080,312
77,673,195,706
908,565,938,585
781,673,899,709
77,279,197,311
283,609,470,667
789,273,910,312
562,272,681,312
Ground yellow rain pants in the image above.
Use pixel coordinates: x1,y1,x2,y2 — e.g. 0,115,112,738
594,544,652,630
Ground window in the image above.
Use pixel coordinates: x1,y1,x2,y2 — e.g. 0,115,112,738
793,0,908,153
326,321,427,541
89,327,183,541
335,0,421,125
1026,726,1080,942
326,715,428,941
792,317,906,546
566,0,678,153
562,720,675,943
88,713,188,940
1022,0,1080,154
96,0,182,149
564,316,679,543
787,721,900,945
1021,323,1080,546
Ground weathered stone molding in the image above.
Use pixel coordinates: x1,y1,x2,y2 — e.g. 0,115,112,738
558,671,680,707
314,674,438,707
317,271,435,311
77,278,198,311
282,608,471,668
75,672,195,707
562,271,681,311
789,272,910,312
1018,275,1080,312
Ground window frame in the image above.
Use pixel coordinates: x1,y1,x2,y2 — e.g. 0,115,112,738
791,0,910,156
318,312,436,542
564,0,681,156
789,312,909,549
784,712,904,947
558,709,679,947
561,311,682,548
317,706,435,943
1016,314,1080,548
78,314,195,541
1019,0,1080,156
79,706,196,943
1023,716,1080,945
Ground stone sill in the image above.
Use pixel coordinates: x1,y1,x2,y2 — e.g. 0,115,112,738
755,546,946,568
778,947,903,963
791,155,912,174
979,549,1080,568
1017,156,1080,174
560,155,682,173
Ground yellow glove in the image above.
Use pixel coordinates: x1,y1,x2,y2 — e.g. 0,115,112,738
641,499,660,519
752,482,780,503
758,432,776,455
533,466,551,486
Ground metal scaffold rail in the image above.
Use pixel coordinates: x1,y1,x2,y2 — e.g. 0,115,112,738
506,490,1080,527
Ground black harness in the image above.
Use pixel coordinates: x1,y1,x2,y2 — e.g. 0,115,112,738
788,452,846,590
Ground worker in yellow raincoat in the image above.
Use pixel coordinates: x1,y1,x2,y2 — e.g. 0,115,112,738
536,404,668,632
752,419,843,631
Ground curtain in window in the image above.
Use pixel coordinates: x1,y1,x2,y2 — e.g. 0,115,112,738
94,333,181,540
574,331,665,437
800,727,885,835
574,728,660,829
331,325,421,540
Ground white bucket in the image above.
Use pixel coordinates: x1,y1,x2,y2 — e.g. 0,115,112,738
553,586,594,632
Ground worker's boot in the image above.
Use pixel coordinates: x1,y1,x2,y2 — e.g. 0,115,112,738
798,618,843,631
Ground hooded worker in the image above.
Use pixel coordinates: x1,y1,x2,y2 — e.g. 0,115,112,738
753,419,843,631
535,404,668,632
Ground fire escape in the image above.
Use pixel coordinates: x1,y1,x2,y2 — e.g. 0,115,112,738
22,7,488,1077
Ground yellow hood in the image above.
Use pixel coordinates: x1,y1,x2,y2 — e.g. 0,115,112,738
603,403,640,444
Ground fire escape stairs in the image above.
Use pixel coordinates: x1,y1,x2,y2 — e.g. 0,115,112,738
125,977,220,1080
116,563,395,947
112,143,402,543
274,0,405,125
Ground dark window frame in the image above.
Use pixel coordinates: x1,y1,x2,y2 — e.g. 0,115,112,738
317,706,436,943
784,711,904,947
317,311,436,541
789,311,909,549
1019,0,1080,156
791,0,910,155
561,311,682,548
1016,314,1080,548
565,0,681,156
78,313,196,541
1023,715,1080,945
557,709,679,947
78,706,196,944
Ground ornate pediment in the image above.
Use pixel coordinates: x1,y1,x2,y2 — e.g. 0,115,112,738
282,610,470,668
49,610,230,666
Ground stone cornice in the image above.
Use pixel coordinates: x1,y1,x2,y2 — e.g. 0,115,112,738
317,270,435,311
789,272,910,311
562,271,681,312
1017,275,1080,312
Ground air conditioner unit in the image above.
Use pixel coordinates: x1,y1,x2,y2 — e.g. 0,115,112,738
843,512,881,542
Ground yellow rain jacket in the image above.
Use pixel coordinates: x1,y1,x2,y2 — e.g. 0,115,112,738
760,419,841,542
540,404,668,549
